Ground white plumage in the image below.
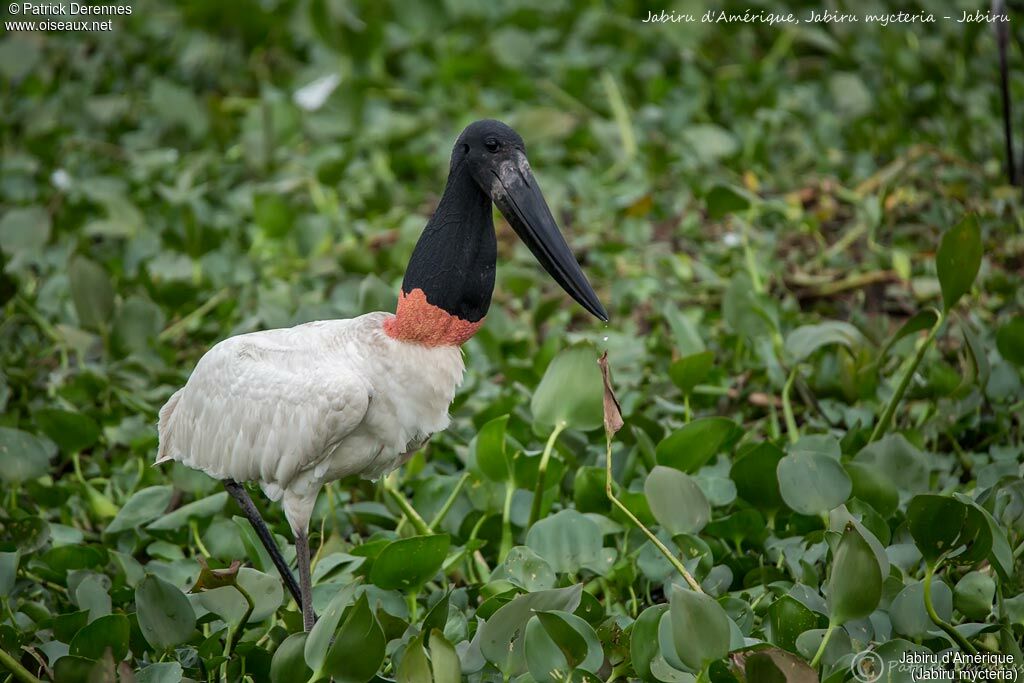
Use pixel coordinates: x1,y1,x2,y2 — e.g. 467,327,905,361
156,312,465,535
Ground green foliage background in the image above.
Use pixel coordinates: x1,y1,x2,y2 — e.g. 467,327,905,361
1,0,1023,681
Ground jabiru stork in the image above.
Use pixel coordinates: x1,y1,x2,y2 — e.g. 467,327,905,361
155,120,608,630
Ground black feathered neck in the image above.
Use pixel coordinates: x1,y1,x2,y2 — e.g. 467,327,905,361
399,160,496,323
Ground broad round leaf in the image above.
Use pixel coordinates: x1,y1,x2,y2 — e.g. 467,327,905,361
69,254,116,331
526,611,603,681
825,524,883,625
890,580,952,638
106,486,173,535
473,414,510,482
668,587,731,670
429,630,462,683
996,316,1024,367
531,343,604,434
668,351,714,394
777,452,851,516
844,462,899,517
34,408,100,455
785,321,866,363
644,466,711,536
954,571,995,620
656,418,742,472
271,632,312,683
479,584,583,675
906,495,988,565
936,214,982,312
369,534,450,590
135,574,196,650
0,426,55,483
730,442,785,511
768,595,820,653
526,510,612,575
68,613,129,661
854,435,929,496
630,604,668,681
320,593,385,682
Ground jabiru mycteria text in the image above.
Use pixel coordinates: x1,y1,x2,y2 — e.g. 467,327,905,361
155,119,608,630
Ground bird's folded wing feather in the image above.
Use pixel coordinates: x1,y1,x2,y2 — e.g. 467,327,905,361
157,330,371,490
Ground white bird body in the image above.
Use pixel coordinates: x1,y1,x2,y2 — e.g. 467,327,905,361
156,312,465,533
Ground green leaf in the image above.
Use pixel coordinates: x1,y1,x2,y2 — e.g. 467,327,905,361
954,571,995,620
497,546,556,592
34,408,100,455
429,630,462,683
68,255,116,331
0,426,55,483
135,574,196,650
526,510,613,575
112,296,165,355
369,534,450,590
136,663,185,683
744,647,818,683
631,604,668,681
147,492,228,530
0,206,51,254
189,567,283,624
0,551,17,596
531,343,604,434
843,462,899,517
271,632,312,683
397,632,432,683
768,595,820,653
304,581,361,672
526,611,603,682
879,309,940,364
906,495,988,566
479,584,583,674
474,414,510,482
667,586,730,670
644,466,711,535
68,613,129,661
668,351,715,394
936,214,982,312
826,523,883,625
655,417,742,472
996,316,1024,366
854,434,929,495
320,593,385,682
105,486,173,535
704,184,753,220
777,452,851,516
890,580,952,638
730,442,785,512
785,321,866,363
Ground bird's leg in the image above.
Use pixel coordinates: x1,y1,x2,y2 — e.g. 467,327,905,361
294,527,315,631
222,480,303,606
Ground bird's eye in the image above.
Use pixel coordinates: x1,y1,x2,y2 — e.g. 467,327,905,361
484,138,499,153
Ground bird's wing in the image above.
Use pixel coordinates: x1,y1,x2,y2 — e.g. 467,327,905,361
157,323,372,490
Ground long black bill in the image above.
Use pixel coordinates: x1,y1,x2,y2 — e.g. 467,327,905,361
490,152,609,321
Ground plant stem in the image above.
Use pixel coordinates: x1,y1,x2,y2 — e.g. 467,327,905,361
782,367,799,444
870,312,943,442
0,647,42,683
383,479,430,536
428,472,469,533
923,563,978,654
810,622,836,668
604,432,702,593
499,481,515,564
158,288,231,343
529,422,567,527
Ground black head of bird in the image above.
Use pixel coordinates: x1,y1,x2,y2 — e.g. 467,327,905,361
393,119,608,345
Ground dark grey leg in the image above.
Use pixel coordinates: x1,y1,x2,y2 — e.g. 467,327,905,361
295,529,315,631
223,480,302,605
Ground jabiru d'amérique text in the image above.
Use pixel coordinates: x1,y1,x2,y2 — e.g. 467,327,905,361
155,119,608,630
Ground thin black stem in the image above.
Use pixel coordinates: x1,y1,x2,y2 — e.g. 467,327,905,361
996,3,1017,184
223,480,302,605
295,529,315,631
